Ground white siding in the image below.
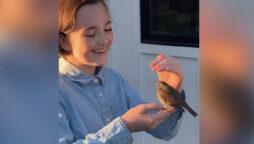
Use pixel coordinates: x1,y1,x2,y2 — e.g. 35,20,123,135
107,0,199,144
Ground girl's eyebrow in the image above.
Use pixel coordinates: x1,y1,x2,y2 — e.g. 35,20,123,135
105,20,111,25
84,21,112,31
84,26,96,31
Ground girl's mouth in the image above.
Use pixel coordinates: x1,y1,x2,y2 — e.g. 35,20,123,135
91,48,107,55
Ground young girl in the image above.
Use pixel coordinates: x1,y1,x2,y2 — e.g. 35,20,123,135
58,0,185,143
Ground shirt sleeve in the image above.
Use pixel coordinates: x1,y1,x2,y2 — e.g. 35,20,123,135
58,91,133,144
118,72,183,141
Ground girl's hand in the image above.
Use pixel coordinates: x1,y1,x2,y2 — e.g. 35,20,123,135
150,54,184,94
121,103,175,132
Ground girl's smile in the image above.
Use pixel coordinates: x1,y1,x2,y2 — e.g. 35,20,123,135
91,47,108,55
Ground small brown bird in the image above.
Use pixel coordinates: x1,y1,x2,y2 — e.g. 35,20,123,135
155,81,198,117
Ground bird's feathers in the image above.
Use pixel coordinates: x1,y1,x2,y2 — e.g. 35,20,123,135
156,81,198,117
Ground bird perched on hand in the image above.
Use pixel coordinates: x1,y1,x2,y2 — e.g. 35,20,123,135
155,81,198,117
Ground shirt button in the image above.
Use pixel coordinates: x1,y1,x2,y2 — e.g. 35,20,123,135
106,118,111,122
58,112,63,118
93,78,99,83
99,92,103,96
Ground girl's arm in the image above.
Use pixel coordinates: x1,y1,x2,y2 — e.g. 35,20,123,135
119,73,183,141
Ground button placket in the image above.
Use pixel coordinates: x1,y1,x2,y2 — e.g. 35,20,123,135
93,78,103,97
93,78,99,84
92,82,112,124
103,110,113,124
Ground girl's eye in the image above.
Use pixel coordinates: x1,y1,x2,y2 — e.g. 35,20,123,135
85,33,95,37
84,28,112,37
84,30,96,38
105,28,112,32
85,34,95,37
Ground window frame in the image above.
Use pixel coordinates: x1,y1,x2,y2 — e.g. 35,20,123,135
140,0,199,47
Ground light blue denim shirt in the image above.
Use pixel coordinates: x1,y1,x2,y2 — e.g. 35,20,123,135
58,57,184,144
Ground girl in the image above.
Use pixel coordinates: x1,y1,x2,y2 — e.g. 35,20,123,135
58,0,185,143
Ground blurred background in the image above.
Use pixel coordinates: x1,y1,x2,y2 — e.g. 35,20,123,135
200,0,254,144
0,0,58,144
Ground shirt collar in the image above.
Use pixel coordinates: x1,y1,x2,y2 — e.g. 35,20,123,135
59,57,104,86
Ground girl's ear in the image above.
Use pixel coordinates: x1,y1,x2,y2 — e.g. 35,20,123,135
59,33,71,53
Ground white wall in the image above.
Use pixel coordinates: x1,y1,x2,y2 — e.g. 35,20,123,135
107,0,199,144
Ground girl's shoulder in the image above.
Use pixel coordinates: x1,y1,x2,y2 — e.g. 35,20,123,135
103,67,120,76
102,67,125,81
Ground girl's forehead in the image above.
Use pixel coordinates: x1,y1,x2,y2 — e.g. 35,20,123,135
75,2,110,29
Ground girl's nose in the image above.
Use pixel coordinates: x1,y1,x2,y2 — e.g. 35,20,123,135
97,33,108,45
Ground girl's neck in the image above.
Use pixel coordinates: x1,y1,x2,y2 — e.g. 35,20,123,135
77,64,96,76
64,56,96,75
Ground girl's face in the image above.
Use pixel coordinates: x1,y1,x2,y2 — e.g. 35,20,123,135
67,2,113,66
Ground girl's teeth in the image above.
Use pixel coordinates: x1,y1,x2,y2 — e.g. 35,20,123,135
93,49,106,54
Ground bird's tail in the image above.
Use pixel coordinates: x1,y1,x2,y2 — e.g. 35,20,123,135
181,101,198,117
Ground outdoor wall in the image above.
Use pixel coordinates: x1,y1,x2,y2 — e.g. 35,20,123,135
107,0,199,144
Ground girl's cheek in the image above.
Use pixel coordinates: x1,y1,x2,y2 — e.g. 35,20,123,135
82,38,95,50
107,36,113,49
109,33,114,42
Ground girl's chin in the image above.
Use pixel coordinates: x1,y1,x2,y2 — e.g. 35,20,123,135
94,63,106,66
92,58,107,66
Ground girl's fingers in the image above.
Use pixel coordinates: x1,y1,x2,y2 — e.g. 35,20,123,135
142,103,164,112
151,110,171,122
154,63,183,77
150,54,168,68
151,59,169,70
166,106,176,112
154,64,176,72
156,67,167,72
152,57,177,69
151,55,176,67
150,55,176,70
154,65,173,72
150,57,166,69
156,54,165,60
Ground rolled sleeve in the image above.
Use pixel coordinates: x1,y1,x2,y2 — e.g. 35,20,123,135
90,117,133,144
59,90,133,144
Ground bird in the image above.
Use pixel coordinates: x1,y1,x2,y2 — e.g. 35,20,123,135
155,81,198,117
